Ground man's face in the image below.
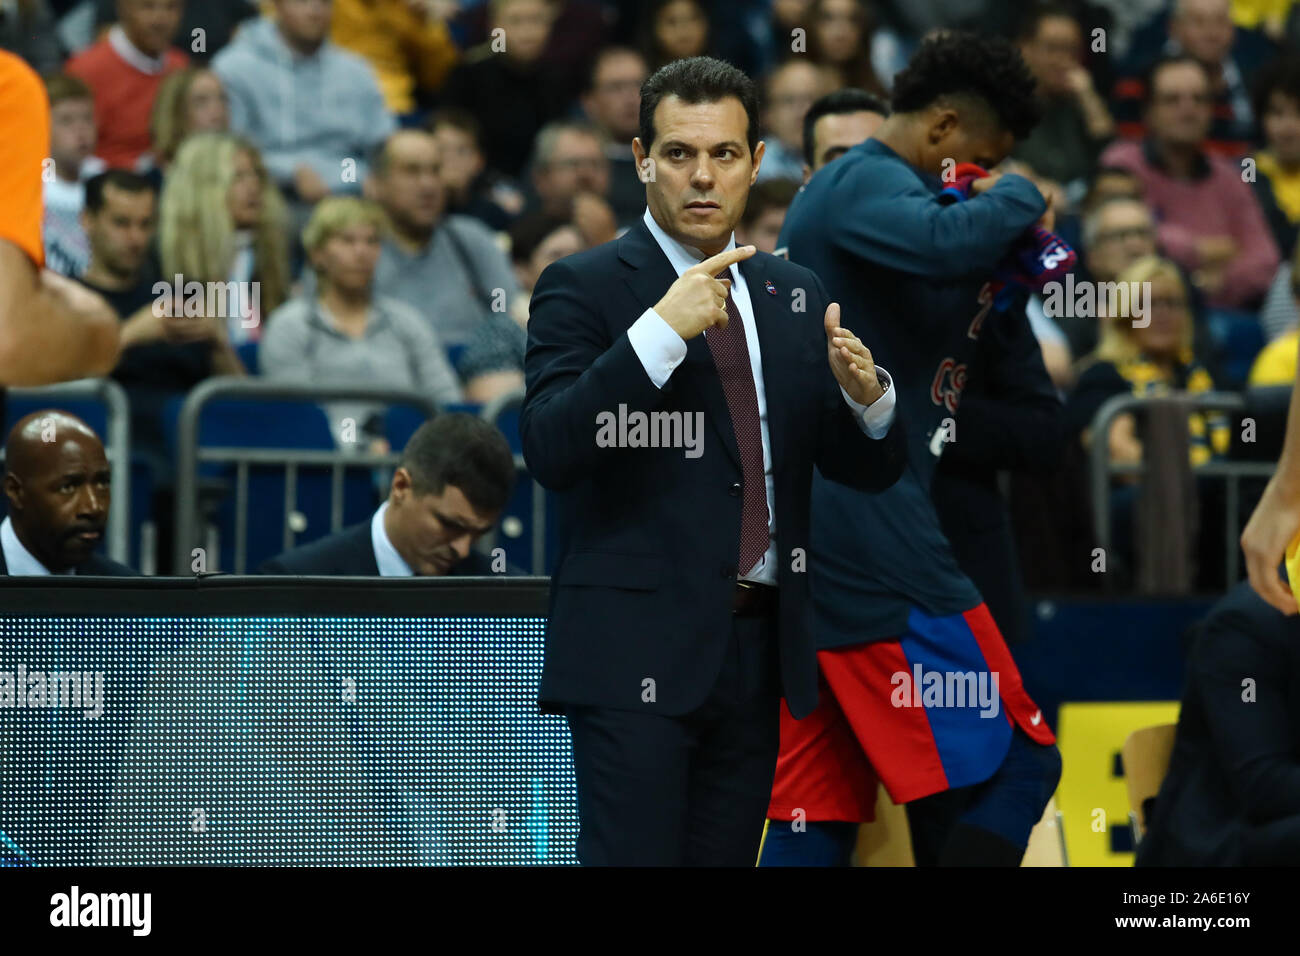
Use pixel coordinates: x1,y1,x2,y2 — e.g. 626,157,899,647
915,107,1014,179
375,132,445,232
1171,0,1234,67
389,479,498,576
432,124,483,196
275,0,333,49
1147,62,1213,149
585,52,647,142
5,432,111,572
1087,200,1157,281
764,62,828,152
83,185,156,280
633,95,763,255
736,205,788,254
1020,15,1082,97
118,0,182,58
1134,274,1188,358
494,0,552,64
534,130,610,212
1264,91,1300,166
807,109,885,175
49,98,96,179
312,222,381,295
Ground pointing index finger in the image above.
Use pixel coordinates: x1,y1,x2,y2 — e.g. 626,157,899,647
694,245,757,276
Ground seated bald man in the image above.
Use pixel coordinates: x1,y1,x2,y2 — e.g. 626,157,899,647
260,413,517,576
1,410,135,576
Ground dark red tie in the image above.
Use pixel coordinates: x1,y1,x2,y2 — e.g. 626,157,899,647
705,267,770,574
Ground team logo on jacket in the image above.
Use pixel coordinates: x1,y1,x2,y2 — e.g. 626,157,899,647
931,357,967,414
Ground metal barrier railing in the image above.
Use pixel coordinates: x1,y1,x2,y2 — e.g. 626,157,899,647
479,389,548,574
173,377,440,573
1087,392,1275,588
3,378,131,564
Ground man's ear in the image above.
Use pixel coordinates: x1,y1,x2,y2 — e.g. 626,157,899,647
929,108,959,143
631,136,647,166
750,140,766,184
802,162,812,184
3,473,22,513
390,466,411,501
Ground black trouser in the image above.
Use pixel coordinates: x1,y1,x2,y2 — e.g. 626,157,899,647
564,610,781,866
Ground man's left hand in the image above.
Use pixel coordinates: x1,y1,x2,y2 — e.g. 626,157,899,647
825,302,883,406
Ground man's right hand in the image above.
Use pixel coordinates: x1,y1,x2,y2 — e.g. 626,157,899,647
653,245,757,341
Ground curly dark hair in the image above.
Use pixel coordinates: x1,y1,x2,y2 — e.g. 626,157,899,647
890,31,1040,140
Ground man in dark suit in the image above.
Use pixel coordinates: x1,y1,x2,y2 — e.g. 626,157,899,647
260,414,516,576
521,56,906,866
1139,579,1300,866
1,410,135,575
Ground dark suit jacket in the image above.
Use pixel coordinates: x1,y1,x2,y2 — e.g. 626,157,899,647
521,216,906,719
0,545,137,576
1138,581,1300,866
931,301,1063,645
258,519,497,576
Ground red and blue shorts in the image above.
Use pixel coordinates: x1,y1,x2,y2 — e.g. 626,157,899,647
767,602,1056,823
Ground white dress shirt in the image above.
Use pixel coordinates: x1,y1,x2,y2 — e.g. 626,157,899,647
371,501,413,577
627,208,897,584
1,516,73,576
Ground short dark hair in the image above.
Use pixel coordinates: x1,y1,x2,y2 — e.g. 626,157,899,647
84,170,155,214
1142,54,1210,109
426,107,483,150
44,71,93,107
509,211,577,265
802,87,890,167
1016,2,1080,42
639,56,759,157
586,45,647,94
400,413,516,515
741,178,799,228
890,31,1040,140
1253,57,1300,127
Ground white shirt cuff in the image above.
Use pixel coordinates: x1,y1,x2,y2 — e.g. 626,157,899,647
840,366,895,439
627,308,688,388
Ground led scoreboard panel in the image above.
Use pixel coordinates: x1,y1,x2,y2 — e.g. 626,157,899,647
0,578,576,866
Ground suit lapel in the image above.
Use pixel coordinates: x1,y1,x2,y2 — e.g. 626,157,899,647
620,220,741,470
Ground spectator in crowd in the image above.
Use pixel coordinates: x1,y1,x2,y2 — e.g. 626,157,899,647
429,109,526,232
735,179,798,253
65,0,189,170
458,211,585,402
580,46,649,227
1014,3,1116,207
801,86,890,181
1071,196,1160,356
260,197,462,448
260,413,515,575
1260,223,1300,341
806,0,888,97
755,59,833,182
1137,580,1300,865
0,0,61,74
1254,240,1300,379
212,0,394,206
1111,0,1264,156
528,120,618,246
1066,256,1229,469
356,129,521,351
79,170,244,474
1,411,136,576
440,0,568,179
158,133,291,347
638,0,710,71
1250,57,1300,260
1100,55,1279,314
43,73,105,278
329,0,459,116
148,67,229,172
86,0,260,65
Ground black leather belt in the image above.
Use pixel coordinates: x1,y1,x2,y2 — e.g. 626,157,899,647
733,580,778,616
